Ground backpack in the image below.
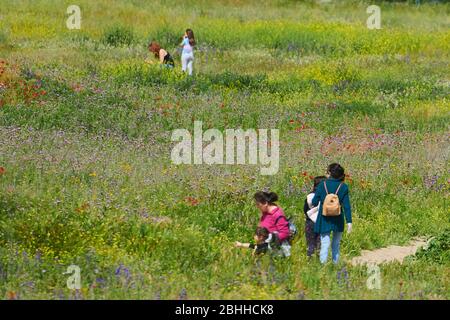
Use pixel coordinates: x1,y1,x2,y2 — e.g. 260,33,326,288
322,181,343,217
275,215,298,244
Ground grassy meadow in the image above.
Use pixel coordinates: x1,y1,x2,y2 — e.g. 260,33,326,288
0,0,449,299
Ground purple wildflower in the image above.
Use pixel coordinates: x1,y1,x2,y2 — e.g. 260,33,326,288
178,288,188,300
96,277,106,288
337,267,349,287
286,180,296,196
74,289,82,300
58,290,65,300
35,251,42,263
20,281,34,289
424,174,444,192
123,267,130,279
115,264,123,276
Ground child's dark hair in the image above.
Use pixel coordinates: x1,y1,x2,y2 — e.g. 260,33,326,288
255,227,269,240
327,163,345,180
312,176,327,192
254,191,278,204
186,28,195,46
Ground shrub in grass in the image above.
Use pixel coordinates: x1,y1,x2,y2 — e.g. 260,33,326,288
102,26,135,47
149,25,181,49
415,229,450,265
70,32,91,45
208,71,267,90
0,30,9,48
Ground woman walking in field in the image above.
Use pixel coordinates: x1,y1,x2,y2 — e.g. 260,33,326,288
147,41,175,68
254,191,291,257
312,163,352,264
180,28,195,75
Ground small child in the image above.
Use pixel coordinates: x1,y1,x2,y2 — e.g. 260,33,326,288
304,176,326,258
179,28,195,75
235,227,270,256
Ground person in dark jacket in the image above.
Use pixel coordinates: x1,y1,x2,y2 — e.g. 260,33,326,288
304,176,326,258
312,163,352,264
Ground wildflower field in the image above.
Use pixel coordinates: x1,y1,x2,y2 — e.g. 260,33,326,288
0,0,449,300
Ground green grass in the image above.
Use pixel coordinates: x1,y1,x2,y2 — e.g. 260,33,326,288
0,0,449,300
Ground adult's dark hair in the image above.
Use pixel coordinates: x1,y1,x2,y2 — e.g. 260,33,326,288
255,227,269,239
327,163,345,180
254,191,278,204
186,28,195,46
312,176,327,192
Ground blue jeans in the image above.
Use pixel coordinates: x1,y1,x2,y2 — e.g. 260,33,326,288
319,231,343,264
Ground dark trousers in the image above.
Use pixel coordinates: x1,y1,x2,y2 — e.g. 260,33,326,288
305,219,320,257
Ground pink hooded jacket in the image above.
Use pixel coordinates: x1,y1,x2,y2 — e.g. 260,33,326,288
259,206,290,242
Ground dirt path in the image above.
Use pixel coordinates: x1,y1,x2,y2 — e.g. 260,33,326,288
350,238,428,266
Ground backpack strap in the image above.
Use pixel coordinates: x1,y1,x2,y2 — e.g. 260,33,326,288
325,181,343,195
335,182,343,195
274,215,290,241
275,215,289,226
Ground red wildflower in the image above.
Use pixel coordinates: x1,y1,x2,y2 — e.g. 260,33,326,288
7,291,17,300
0,167,5,175
345,174,353,183
75,202,90,213
184,196,199,206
